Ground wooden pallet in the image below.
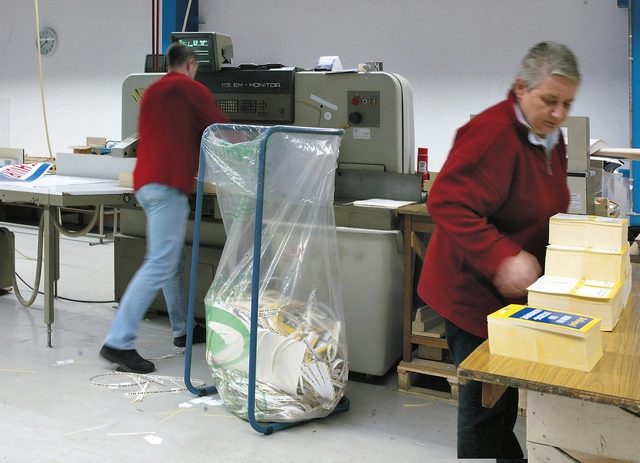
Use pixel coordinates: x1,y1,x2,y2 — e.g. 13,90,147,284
397,358,526,414
403,307,527,412
397,357,459,402
412,323,448,361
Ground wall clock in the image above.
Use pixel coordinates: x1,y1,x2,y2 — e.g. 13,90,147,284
38,27,58,56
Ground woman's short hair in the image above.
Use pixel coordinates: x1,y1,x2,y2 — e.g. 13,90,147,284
517,41,581,89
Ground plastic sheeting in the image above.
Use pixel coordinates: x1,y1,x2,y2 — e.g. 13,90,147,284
200,124,348,423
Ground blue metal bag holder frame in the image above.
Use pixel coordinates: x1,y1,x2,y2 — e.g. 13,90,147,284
183,124,350,434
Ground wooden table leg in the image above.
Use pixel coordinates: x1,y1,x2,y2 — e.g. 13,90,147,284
482,382,508,408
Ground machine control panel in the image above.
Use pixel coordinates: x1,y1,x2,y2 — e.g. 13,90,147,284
347,90,380,127
196,68,295,124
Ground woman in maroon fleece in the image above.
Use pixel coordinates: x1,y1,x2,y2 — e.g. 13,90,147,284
418,41,580,459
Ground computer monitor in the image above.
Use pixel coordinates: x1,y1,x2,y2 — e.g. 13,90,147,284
170,32,233,72
144,54,166,73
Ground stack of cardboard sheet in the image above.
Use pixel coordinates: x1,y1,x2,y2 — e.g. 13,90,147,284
487,304,602,372
527,213,631,331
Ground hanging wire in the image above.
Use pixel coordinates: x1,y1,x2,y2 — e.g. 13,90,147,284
153,0,160,72
34,0,54,161
151,0,157,72
1,219,44,306
1,205,110,307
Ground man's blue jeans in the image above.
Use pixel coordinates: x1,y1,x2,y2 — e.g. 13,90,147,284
105,183,190,350
445,319,524,459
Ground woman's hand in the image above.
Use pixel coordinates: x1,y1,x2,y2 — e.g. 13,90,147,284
493,250,542,298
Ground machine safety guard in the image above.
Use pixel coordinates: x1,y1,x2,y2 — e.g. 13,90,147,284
182,124,350,434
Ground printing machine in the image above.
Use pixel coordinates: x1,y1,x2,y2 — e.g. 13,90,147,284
563,116,626,218
114,33,420,377
563,116,599,216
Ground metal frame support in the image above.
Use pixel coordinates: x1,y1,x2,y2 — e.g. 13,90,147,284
622,0,640,223
162,0,199,52
184,124,350,434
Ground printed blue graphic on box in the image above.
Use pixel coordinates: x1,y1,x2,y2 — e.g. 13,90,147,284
512,306,594,330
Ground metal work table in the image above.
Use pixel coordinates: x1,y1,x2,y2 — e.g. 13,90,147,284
0,175,135,347
458,267,640,461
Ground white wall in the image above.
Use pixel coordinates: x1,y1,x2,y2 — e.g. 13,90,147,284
0,0,151,158
0,0,630,171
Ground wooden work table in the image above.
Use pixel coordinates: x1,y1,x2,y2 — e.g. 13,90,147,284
397,203,437,361
395,204,461,400
458,267,640,461
396,202,640,459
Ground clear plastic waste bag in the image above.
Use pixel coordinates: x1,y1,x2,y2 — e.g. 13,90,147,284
200,124,348,423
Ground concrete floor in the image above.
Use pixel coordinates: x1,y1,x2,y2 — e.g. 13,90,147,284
0,222,525,462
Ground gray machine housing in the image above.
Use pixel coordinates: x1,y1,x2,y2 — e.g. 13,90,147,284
116,67,417,377
564,116,597,216
122,69,415,173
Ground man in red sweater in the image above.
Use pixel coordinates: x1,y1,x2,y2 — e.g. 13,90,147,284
100,42,228,373
418,41,580,459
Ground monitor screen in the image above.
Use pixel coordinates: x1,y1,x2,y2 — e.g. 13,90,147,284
170,32,233,72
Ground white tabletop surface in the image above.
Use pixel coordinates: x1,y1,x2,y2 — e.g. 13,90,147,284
0,174,134,196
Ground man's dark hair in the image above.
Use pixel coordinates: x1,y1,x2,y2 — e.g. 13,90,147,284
166,42,196,69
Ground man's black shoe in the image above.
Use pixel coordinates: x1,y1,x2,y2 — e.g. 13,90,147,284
174,323,207,348
99,345,155,374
